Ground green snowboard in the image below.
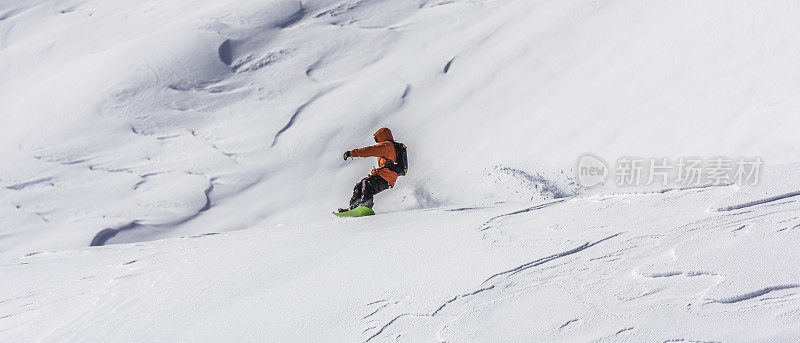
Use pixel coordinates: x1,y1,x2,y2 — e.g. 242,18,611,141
333,206,375,217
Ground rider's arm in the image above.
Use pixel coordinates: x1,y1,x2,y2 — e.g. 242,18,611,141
350,142,393,158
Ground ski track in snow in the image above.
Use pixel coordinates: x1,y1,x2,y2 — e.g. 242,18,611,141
709,284,800,304
478,198,566,232
713,190,800,212
482,232,623,283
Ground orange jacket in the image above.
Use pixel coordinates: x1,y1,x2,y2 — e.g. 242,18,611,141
350,128,398,186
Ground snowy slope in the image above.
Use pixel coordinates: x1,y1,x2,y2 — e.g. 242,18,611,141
2,0,800,341
3,0,800,257
3,173,800,341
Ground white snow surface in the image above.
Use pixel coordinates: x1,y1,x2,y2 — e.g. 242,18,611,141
2,0,800,341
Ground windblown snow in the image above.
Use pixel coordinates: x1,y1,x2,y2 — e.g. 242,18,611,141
2,0,800,341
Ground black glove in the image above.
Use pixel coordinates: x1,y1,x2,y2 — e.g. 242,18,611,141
343,151,351,160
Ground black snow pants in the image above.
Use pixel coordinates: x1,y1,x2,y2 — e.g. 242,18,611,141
349,174,391,209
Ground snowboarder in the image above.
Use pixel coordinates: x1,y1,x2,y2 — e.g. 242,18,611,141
339,127,406,214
